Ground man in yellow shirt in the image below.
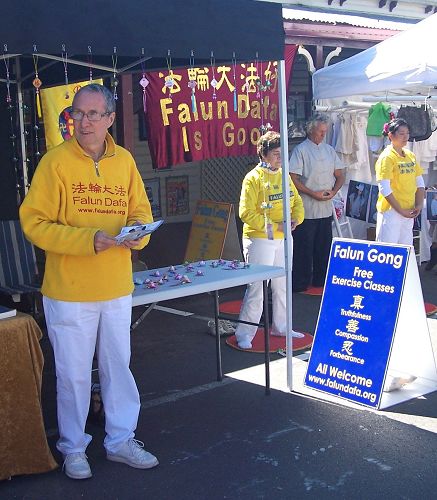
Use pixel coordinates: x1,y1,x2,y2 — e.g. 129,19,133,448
20,84,158,479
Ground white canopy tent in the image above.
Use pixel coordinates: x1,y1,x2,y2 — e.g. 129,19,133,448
312,13,437,263
312,12,437,100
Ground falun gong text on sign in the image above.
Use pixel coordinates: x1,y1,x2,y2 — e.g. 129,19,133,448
304,239,409,408
144,61,283,169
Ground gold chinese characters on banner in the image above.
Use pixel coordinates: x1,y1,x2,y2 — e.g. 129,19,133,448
40,79,103,150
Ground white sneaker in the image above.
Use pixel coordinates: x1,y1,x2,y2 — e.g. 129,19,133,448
207,319,236,337
383,374,417,392
237,339,252,349
63,452,92,480
107,439,159,469
270,330,285,337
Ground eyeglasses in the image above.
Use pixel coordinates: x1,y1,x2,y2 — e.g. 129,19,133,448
70,110,112,122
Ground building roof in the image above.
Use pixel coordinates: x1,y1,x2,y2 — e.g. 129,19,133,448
259,0,437,22
282,7,415,30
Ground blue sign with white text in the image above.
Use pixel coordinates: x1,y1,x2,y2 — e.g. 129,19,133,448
304,239,410,408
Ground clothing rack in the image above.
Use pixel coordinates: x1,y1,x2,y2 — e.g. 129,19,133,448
362,95,437,103
314,100,372,112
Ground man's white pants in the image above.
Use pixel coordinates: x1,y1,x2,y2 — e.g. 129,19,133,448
376,209,414,245
43,295,140,455
235,238,291,344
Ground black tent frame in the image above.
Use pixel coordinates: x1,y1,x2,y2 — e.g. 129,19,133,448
0,0,298,389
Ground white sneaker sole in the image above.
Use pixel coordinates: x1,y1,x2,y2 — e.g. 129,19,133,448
107,454,159,469
64,469,92,480
237,342,252,349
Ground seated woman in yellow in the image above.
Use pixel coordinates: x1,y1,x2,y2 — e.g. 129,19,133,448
235,131,304,349
375,118,425,245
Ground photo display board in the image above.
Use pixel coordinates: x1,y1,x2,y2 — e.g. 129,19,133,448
304,239,410,408
345,180,371,222
426,190,437,221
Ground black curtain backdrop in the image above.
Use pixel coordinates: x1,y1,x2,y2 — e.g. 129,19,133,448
0,87,20,220
1,0,284,60
0,0,284,218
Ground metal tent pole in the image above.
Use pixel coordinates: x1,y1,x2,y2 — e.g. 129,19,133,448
278,59,294,392
15,57,29,194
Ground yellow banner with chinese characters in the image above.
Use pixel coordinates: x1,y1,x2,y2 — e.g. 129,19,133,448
40,79,103,150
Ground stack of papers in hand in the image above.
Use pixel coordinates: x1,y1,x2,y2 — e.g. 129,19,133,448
0,305,17,320
115,220,164,244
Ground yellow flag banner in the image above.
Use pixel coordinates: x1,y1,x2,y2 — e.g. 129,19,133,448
40,79,103,150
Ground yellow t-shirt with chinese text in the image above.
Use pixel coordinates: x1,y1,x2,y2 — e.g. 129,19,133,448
375,145,423,213
239,165,304,240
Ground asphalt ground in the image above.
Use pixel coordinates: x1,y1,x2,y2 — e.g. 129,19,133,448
1,264,437,499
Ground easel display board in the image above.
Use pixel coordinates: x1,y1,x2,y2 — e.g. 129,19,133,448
304,238,437,410
184,200,242,262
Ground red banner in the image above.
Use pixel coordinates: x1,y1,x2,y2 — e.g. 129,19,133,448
145,48,297,169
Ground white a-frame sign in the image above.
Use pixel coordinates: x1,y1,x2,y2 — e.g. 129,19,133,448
304,238,437,410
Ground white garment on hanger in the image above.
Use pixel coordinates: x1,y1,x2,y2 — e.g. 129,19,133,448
335,112,358,165
329,112,342,148
368,136,384,154
347,115,372,183
420,129,437,163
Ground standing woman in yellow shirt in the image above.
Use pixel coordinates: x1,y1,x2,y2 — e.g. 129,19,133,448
375,118,425,245
235,131,304,349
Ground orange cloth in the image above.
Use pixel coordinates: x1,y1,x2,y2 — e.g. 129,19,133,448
0,313,57,480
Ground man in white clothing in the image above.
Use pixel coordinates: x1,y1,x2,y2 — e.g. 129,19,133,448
289,114,345,292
